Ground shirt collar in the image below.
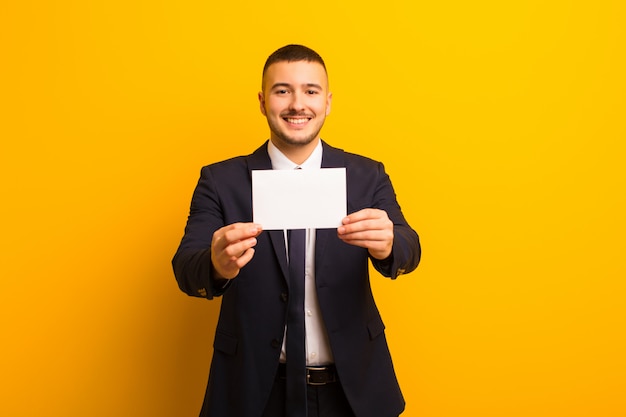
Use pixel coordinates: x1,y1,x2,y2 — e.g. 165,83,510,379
267,139,323,170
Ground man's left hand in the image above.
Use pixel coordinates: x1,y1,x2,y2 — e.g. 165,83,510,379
337,208,393,260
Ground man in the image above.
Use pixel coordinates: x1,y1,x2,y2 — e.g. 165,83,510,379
173,44,421,417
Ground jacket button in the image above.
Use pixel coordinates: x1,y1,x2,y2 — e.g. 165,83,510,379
271,339,281,348
280,292,288,302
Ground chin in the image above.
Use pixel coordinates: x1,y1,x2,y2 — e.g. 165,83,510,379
289,139,317,147
276,133,318,147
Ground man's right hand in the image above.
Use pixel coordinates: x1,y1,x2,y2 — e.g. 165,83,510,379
211,223,263,279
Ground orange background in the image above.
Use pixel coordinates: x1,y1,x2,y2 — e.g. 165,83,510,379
1,1,625,416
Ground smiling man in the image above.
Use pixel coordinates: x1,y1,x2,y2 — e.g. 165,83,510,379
173,44,421,417
259,58,331,164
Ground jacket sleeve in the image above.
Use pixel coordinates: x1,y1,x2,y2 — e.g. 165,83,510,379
368,162,421,278
172,166,232,299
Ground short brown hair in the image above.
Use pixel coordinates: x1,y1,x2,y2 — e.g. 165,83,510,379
262,44,327,78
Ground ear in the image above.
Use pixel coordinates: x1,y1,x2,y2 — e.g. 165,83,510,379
258,91,267,116
326,92,333,116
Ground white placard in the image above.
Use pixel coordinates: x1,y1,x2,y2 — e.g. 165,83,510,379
252,168,347,230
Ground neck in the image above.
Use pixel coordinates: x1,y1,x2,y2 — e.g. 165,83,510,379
270,138,320,166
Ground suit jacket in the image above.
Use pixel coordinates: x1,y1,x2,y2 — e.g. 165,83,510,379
172,141,421,417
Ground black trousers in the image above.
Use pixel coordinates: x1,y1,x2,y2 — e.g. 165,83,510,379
262,374,356,417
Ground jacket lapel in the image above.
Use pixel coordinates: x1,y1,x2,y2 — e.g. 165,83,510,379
315,141,346,276
246,142,289,281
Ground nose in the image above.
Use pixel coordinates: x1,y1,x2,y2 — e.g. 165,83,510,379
288,91,305,112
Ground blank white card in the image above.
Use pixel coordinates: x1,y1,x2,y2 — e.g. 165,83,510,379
252,168,347,230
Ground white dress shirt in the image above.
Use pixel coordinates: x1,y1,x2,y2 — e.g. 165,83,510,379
267,139,335,366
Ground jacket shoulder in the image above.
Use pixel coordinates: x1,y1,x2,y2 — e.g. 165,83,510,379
200,155,247,175
322,141,384,170
198,142,270,176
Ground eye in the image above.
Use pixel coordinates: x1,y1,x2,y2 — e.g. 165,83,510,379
275,89,288,95
306,89,319,95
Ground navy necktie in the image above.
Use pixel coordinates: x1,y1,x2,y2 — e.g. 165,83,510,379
286,228,307,416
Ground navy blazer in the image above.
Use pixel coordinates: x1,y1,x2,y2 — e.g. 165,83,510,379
173,141,421,417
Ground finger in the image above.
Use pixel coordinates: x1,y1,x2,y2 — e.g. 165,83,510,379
339,218,387,236
233,248,256,269
338,237,387,251
223,236,258,259
213,224,261,253
213,243,257,279
339,229,393,246
339,230,382,241
222,223,263,244
342,208,379,224
338,235,393,260
338,220,381,235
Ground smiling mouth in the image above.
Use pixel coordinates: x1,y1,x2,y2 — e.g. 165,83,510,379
284,117,310,125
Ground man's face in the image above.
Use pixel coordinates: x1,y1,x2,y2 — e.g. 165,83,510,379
259,60,332,149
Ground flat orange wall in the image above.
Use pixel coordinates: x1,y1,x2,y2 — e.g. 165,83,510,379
1,1,625,416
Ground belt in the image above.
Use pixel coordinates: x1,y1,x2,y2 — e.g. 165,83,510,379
278,363,337,385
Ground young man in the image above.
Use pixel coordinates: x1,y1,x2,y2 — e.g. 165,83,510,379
173,44,421,417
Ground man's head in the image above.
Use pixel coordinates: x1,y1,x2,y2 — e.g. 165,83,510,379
259,45,332,160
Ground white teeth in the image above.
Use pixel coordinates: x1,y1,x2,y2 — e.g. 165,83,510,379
286,118,308,124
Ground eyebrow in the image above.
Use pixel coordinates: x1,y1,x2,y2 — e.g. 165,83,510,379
270,82,323,90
